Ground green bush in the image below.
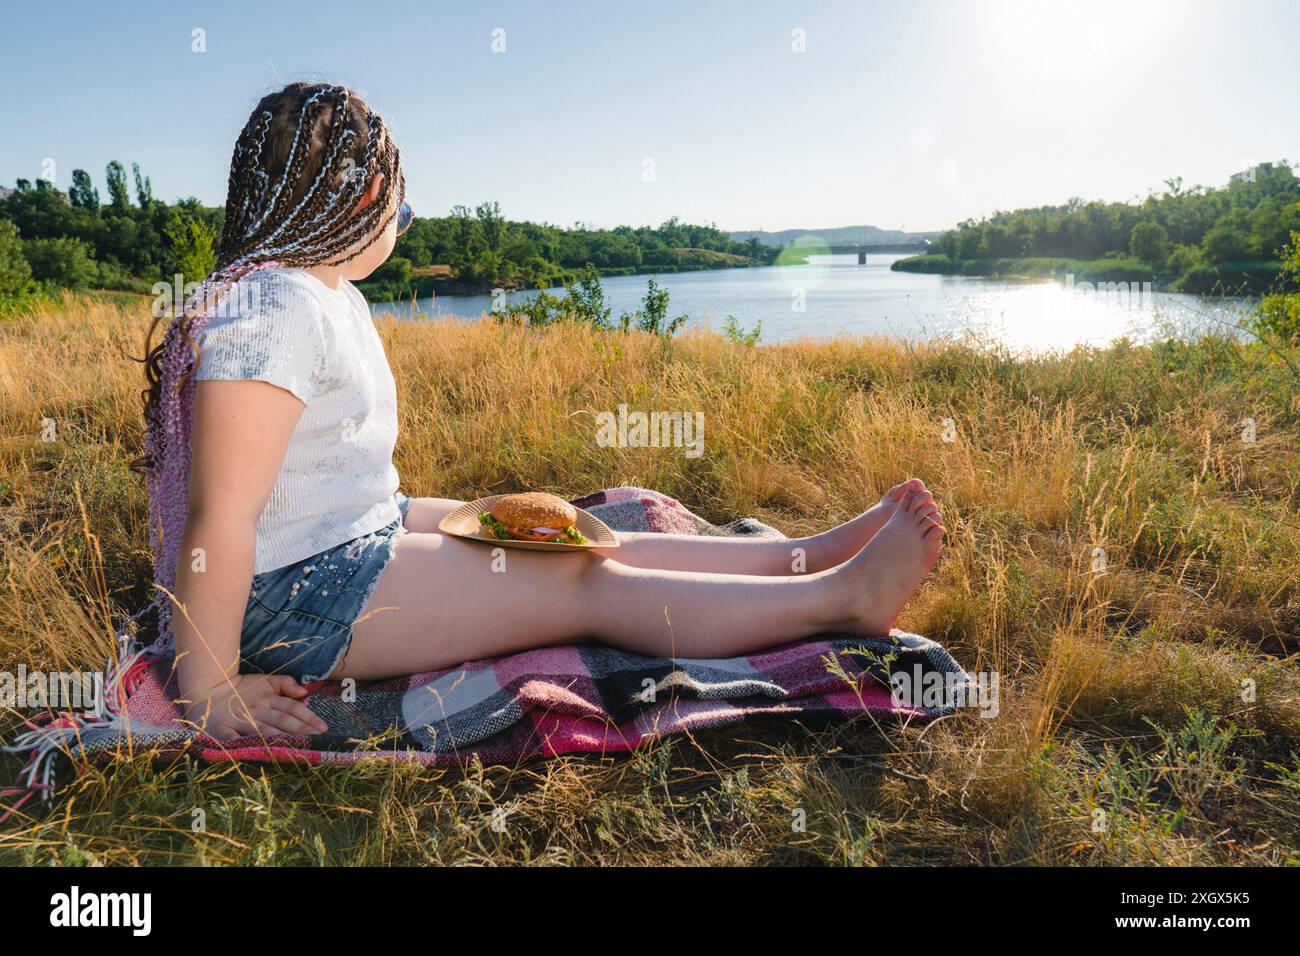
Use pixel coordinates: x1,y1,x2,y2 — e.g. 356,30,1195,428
163,211,217,284
23,236,98,288
1130,220,1171,266
1173,262,1285,295
1201,223,1253,264
369,255,414,284
1252,231,1300,343
1255,292,1300,344
0,220,32,295
1166,243,1205,274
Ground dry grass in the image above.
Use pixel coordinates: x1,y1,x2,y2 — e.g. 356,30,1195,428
1,291,1298,866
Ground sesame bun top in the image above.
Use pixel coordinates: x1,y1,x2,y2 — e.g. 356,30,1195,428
489,492,579,530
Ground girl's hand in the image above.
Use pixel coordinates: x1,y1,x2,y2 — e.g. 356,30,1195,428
183,674,329,740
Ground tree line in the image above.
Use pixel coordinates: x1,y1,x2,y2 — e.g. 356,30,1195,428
0,163,220,296
899,160,1300,294
0,163,776,300
363,204,776,298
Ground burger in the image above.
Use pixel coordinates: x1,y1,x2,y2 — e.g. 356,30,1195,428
479,492,590,544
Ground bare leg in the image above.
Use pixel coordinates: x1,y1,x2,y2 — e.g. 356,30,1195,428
340,489,944,679
594,478,928,573
398,478,929,577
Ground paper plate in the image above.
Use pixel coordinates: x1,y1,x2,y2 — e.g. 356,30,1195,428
438,495,620,551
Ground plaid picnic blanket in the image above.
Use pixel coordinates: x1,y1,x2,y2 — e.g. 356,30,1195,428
3,487,969,814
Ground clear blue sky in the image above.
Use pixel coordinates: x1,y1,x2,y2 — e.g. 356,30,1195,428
2,0,1296,233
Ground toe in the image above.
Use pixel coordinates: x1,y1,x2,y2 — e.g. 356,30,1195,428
908,491,935,516
888,478,925,503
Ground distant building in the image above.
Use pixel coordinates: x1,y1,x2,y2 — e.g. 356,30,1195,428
1230,162,1272,184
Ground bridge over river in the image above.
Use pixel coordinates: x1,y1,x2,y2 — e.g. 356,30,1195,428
825,241,932,261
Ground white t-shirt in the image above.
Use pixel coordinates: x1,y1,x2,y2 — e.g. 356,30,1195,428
194,267,401,574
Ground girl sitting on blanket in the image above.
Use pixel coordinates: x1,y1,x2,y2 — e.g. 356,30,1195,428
138,82,945,741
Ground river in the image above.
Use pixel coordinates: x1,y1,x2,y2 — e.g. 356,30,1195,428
370,253,1255,352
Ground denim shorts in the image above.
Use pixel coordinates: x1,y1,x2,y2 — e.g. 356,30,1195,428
240,492,412,682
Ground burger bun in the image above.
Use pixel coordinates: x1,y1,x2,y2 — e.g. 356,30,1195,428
489,492,579,530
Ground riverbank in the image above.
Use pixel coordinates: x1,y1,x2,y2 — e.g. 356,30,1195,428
892,253,1287,295
358,247,774,302
2,291,1299,865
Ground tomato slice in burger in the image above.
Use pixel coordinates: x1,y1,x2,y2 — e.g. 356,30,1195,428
508,527,564,542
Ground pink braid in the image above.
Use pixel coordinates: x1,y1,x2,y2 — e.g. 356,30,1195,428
140,259,282,654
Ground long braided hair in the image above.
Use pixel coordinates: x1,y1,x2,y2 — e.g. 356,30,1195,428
135,82,405,652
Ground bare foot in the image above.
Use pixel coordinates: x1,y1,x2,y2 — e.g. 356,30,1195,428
820,489,945,636
800,478,927,571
